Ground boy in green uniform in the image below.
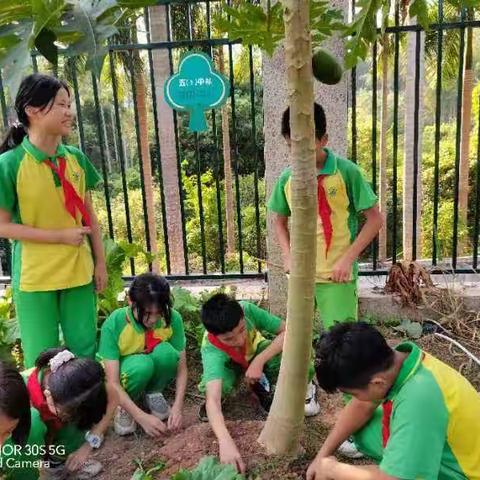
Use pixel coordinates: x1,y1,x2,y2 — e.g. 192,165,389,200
199,293,319,473
307,322,480,480
268,103,383,330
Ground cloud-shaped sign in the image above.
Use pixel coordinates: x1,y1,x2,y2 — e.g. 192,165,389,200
164,52,230,132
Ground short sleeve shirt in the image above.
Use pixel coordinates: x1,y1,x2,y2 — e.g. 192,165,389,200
98,306,186,361
200,301,282,386
268,148,377,282
0,137,101,291
379,342,480,480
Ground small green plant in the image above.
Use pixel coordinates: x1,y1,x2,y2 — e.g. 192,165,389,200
393,319,423,339
98,238,153,324
0,288,21,364
171,456,245,480
131,459,166,480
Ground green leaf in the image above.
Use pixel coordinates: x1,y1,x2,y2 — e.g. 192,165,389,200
35,28,58,63
31,0,65,45
409,0,430,31
344,0,383,69
116,0,159,6
393,319,423,339
170,456,245,480
0,21,33,97
213,2,284,56
310,0,344,48
172,287,200,313
64,0,119,77
0,2,31,27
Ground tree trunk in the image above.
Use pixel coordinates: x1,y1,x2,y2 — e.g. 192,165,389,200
123,137,129,170
379,38,388,262
458,21,474,255
149,5,186,274
258,0,317,454
403,20,424,261
133,62,159,271
99,105,112,173
217,46,236,256
110,107,119,171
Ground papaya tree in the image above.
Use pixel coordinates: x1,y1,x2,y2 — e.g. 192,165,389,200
214,0,477,456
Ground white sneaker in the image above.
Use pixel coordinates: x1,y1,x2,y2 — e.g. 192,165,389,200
337,439,364,459
114,406,137,436
145,392,170,420
41,459,103,479
304,381,321,417
76,460,103,479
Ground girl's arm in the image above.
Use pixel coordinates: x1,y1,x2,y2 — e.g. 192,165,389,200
84,194,107,292
65,383,119,472
168,351,188,430
0,208,91,245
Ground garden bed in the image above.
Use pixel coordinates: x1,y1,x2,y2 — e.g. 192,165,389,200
93,332,480,479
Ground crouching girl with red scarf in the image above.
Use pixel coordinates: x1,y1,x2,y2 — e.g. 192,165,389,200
1,348,117,480
98,273,188,439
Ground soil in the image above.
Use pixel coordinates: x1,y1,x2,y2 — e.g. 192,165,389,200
92,332,480,480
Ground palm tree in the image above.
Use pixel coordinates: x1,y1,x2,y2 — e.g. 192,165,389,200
424,5,475,256
403,15,425,261
379,34,391,262
111,23,159,271
149,4,186,274
458,10,474,254
217,45,236,256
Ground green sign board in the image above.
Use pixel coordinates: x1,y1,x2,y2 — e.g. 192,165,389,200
164,52,230,132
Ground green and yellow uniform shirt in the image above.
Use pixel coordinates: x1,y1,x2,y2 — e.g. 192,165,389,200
267,148,377,283
380,342,480,480
0,137,101,292
201,301,282,385
98,306,186,361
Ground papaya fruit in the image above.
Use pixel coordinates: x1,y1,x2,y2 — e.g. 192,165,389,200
312,49,343,85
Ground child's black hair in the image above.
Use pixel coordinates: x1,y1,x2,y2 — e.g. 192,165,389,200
201,293,243,335
128,273,173,327
315,322,394,393
281,102,327,140
36,348,107,431
0,73,69,154
0,361,31,445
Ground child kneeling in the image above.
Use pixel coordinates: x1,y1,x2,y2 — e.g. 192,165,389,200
199,293,319,473
1,348,117,480
98,273,187,437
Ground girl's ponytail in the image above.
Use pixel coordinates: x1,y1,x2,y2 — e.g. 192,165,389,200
0,123,27,154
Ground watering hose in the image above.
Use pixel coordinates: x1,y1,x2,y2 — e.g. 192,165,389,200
433,332,480,367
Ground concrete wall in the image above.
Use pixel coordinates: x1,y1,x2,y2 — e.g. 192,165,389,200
264,0,348,317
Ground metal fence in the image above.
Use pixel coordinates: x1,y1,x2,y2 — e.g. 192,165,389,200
0,0,479,282
349,3,480,276
0,0,266,281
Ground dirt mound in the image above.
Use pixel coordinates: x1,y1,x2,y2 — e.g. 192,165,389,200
158,420,265,477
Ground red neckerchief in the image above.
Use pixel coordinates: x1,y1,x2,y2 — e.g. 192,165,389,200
26,368,64,432
207,333,249,370
44,157,91,227
382,400,393,448
381,350,425,448
317,174,333,257
125,310,162,354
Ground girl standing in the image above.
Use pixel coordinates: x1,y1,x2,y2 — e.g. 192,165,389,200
0,74,106,367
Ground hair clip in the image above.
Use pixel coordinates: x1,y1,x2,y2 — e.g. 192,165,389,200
49,350,75,373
